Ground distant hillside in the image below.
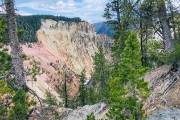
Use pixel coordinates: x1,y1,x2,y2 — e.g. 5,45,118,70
1,14,82,42
93,22,113,36
16,15,82,42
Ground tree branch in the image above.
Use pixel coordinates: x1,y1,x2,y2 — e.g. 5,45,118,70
29,88,43,108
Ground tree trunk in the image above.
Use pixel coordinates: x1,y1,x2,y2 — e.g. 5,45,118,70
64,73,68,108
169,2,177,40
5,0,26,89
157,0,174,51
140,13,144,66
116,0,121,26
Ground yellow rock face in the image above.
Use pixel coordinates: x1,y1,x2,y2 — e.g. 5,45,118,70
23,19,112,100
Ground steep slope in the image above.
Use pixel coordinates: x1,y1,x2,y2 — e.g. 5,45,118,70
144,65,180,115
22,19,112,101
59,65,180,120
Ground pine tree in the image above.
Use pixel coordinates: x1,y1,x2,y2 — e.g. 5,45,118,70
103,0,142,67
86,87,96,105
8,88,29,120
103,0,135,33
0,51,12,75
92,45,110,102
0,8,32,120
58,68,73,108
58,76,69,108
108,32,149,120
156,0,174,51
78,69,87,106
0,17,13,119
0,80,15,119
0,80,14,95
5,0,26,89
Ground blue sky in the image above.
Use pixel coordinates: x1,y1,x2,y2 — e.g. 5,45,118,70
15,0,109,23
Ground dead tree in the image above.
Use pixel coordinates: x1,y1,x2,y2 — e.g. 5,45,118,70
157,0,174,51
64,72,68,108
5,0,26,89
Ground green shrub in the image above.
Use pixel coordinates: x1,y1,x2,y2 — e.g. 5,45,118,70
18,29,26,37
0,43,3,48
22,53,28,60
167,44,180,66
86,113,95,120
146,40,166,68
43,90,57,106
8,88,29,120
0,51,12,74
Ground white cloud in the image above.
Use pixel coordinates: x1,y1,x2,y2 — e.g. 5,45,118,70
0,7,3,12
17,10,32,16
56,0,75,7
5,0,180,23
0,4,5,14
16,0,109,23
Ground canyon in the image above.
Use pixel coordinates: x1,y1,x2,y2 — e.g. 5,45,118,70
2,18,179,120
22,19,112,101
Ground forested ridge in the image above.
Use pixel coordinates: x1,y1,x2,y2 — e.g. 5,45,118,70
1,14,82,43
17,15,82,42
0,0,180,119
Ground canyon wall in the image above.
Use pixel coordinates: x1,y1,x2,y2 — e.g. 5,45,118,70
22,19,112,100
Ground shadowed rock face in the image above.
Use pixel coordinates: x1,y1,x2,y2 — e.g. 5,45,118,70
22,19,112,101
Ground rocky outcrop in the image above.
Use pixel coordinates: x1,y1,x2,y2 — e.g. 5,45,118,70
62,103,108,120
146,109,180,120
144,65,180,115
22,19,112,101
41,19,94,33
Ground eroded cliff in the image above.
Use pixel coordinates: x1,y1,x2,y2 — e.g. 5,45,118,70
22,19,112,100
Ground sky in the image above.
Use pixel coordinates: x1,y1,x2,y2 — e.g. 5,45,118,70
15,0,109,23
1,0,179,23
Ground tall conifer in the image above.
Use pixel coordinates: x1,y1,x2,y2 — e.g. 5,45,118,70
108,32,149,120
